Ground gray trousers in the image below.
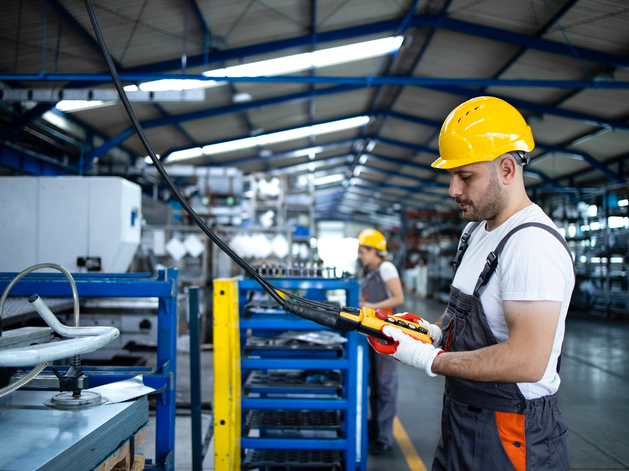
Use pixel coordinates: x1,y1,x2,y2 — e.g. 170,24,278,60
368,347,398,446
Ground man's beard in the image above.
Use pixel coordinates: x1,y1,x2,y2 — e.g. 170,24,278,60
456,172,506,222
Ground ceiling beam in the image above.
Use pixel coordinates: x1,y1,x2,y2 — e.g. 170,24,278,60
427,13,629,71
115,13,629,75
7,73,629,91
420,85,629,132
0,104,56,140
0,143,78,176
86,84,363,160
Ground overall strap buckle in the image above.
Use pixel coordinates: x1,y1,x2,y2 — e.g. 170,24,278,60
452,232,471,272
452,222,481,276
474,251,498,295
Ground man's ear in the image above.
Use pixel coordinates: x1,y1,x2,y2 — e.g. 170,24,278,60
499,156,518,184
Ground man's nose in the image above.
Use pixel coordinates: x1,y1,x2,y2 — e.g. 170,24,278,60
448,178,461,198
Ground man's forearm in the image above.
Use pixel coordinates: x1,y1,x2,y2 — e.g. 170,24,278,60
431,341,546,383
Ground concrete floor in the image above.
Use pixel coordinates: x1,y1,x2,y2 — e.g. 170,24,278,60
139,292,629,471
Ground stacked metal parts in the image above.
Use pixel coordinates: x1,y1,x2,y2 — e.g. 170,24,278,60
0,391,148,471
253,263,347,279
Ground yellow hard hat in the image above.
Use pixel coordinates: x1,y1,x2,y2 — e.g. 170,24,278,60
358,229,387,254
432,96,535,169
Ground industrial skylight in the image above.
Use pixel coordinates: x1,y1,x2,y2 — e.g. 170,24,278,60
153,116,370,164
55,36,403,112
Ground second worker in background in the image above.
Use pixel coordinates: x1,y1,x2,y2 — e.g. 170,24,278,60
357,229,405,456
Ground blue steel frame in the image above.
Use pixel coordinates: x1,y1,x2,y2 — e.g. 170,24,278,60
0,268,178,471
237,277,369,471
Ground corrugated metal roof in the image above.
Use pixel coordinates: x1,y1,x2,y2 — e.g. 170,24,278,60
1,0,629,224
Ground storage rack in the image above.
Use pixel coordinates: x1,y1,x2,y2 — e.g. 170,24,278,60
551,187,629,317
0,268,178,471
213,276,368,471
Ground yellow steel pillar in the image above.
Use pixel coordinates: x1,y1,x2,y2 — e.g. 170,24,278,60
213,279,241,471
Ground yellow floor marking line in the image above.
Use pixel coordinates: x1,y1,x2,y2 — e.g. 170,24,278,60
393,415,429,471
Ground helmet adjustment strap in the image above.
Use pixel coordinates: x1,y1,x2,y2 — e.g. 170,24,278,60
509,151,530,166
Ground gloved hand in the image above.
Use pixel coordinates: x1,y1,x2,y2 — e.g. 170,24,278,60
382,325,443,377
394,312,443,347
367,333,398,355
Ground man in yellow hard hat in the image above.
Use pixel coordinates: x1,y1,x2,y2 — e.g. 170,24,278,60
356,229,404,456
372,97,575,470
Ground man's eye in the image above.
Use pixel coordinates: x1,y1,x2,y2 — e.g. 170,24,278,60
460,175,471,181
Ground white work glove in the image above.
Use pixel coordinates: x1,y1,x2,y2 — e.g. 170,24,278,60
393,312,443,347
382,325,443,377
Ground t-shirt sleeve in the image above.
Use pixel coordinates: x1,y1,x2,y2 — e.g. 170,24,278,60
498,229,573,302
379,261,400,282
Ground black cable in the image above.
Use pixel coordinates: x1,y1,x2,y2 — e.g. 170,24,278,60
82,0,345,323
83,0,284,305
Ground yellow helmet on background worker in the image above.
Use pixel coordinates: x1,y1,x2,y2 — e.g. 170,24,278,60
357,229,387,255
432,96,535,169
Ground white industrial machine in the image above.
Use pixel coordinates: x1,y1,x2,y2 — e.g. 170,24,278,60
0,176,142,273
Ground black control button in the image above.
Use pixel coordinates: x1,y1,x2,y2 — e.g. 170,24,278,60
396,320,407,327
407,324,418,331
386,317,396,323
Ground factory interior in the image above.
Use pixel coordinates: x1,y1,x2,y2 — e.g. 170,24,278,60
1,0,629,470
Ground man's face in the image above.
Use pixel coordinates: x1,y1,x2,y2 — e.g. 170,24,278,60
447,159,507,222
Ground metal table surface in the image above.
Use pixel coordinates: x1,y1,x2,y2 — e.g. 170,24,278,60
0,390,148,471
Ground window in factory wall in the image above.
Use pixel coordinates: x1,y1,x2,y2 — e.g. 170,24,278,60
317,236,358,277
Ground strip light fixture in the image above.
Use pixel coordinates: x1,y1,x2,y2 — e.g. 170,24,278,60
158,115,370,164
56,36,403,112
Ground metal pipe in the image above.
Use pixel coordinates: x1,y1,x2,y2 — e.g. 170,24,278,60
29,295,114,337
0,295,119,367
0,262,80,327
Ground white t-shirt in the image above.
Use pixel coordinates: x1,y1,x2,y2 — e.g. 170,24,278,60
375,260,400,298
452,204,575,399
379,260,400,283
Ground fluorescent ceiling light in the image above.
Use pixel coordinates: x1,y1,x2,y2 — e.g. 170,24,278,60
161,147,203,162
159,116,369,164
138,36,404,92
315,174,345,186
55,100,109,112
59,36,403,112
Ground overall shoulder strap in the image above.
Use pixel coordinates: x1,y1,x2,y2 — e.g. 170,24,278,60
452,222,482,276
473,222,573,296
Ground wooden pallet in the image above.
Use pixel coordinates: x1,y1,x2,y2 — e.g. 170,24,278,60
94,426,147,471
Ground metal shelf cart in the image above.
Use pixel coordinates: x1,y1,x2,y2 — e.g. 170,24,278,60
213,276,369,471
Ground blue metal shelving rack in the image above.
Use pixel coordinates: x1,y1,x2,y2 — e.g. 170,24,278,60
0,268,178,471
237,277,369,471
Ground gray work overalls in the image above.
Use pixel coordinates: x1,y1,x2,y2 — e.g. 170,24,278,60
362,266,399,447
433,222,572,471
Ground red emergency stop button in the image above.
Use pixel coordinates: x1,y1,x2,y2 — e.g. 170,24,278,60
375,309,388,320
